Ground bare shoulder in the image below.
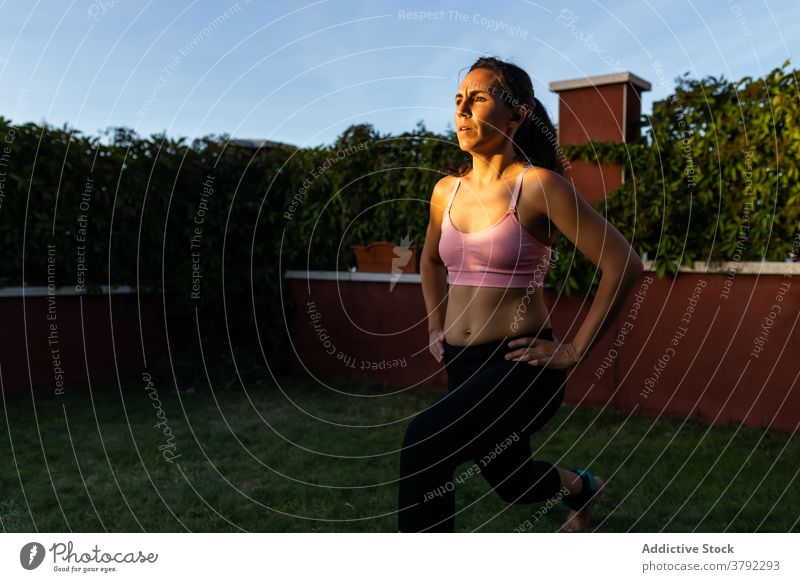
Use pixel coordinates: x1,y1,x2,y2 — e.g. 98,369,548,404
432,173,458,203
521,166,571,198
520,166,581,213
422,174,458,262
429,174,458,223
514,166,568,244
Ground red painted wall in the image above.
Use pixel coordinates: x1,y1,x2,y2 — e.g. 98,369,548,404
0,293,168,395
286,274,799,433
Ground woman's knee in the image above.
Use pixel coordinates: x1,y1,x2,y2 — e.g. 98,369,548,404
402,409,443,448
399,408,459,476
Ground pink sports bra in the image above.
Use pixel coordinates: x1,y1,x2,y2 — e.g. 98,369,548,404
438,164,552,288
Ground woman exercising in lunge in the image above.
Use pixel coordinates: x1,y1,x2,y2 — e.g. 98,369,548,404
397,56,643,532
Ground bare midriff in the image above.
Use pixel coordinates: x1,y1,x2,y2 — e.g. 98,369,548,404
443,284,552,346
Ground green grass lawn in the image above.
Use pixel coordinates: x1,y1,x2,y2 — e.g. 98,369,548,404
1,349,797,533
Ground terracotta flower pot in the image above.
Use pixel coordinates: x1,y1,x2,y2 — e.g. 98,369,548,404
352,240,417,273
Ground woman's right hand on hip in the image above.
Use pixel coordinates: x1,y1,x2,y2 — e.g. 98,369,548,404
429,329,445,364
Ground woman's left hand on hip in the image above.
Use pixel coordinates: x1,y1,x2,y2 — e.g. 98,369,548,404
505,337,579,369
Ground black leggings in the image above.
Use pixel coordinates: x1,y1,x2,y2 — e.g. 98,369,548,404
397,328,567,532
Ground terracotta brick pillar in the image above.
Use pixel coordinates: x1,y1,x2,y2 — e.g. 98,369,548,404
548,72,651,204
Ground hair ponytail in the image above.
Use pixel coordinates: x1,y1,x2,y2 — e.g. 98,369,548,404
515,96,564,175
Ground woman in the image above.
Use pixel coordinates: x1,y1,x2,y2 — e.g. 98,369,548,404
397,56,643,533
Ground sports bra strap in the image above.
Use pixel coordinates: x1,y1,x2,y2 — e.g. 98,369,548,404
509,164,533,210
444,177,461,213
445,164,532,214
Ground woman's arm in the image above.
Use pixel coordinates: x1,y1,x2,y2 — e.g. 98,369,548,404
531,170,644,362
419,177,452,361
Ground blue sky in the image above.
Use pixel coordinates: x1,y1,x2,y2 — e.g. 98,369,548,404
1,0,797,148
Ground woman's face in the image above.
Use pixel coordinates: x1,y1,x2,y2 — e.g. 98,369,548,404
454,68,517,155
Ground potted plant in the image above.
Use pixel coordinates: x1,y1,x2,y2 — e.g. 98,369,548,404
351,236,417,273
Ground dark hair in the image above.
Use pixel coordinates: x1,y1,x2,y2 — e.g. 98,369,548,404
447,56,564,177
